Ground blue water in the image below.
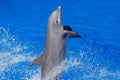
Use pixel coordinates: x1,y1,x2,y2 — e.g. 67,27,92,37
0,0,120,80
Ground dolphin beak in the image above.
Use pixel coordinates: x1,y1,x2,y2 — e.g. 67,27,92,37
57,6,61,10
56,6,61,25
57,6,61,16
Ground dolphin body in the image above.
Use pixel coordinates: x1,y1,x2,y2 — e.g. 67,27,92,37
30,6,81,80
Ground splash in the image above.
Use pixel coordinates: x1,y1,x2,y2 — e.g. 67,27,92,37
0,27,120,80
28,55,120,80
28,57,82,80
0,27,35,80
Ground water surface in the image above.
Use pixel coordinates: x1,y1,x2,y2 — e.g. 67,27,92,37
0,0,120,80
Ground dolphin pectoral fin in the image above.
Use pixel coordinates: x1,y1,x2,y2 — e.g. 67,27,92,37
30,53,46,66
64,30,81,38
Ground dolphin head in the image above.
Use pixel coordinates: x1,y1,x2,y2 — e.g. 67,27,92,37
48,6,62,27
47,6,81,38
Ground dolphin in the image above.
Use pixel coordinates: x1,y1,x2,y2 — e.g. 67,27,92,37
30,6,81,80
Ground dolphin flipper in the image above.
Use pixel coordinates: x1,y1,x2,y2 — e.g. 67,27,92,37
63,25,81,38
64,30,81,38
30,53,46,66
67,31,81,38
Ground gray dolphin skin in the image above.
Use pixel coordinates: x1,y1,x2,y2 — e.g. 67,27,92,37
30,6,81,80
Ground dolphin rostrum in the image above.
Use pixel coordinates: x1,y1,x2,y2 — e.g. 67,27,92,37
30,6,81,80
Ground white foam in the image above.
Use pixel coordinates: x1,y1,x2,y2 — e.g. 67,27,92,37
98,68,120,79
0,27,33,72
26,68,41,80
29,73,41,80
83,68,120,79
0,48,33,72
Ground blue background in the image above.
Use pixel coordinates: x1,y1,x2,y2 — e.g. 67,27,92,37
0,0,120,80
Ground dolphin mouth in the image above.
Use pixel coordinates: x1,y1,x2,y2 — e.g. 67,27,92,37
56,6,61,25
57,6,61,14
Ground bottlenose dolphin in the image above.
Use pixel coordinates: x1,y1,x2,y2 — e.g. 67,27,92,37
30,6,81,80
